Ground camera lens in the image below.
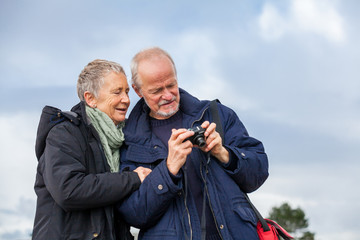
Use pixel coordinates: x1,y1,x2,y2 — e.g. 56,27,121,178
195,136,206,148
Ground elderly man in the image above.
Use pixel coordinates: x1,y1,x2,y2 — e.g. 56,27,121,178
117,47,269,240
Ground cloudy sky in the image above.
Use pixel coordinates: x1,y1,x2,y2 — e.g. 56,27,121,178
1,0,359,239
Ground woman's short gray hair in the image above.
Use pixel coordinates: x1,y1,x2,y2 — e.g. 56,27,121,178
77,59,126,101
130,47,177,89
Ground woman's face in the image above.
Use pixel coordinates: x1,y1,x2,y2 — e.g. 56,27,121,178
95,72,130,125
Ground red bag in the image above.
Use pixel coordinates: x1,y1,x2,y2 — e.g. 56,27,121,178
257,218,293,240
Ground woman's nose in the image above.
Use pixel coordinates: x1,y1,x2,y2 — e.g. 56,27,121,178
122,93,130,104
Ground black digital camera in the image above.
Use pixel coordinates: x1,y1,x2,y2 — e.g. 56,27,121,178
184,126,206,147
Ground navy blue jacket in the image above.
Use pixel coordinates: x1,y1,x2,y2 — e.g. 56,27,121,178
118,89,269,240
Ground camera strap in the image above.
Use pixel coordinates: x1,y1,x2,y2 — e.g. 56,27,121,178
209,100,224,143
200,155,208,240
208,100,274,235
200,100,225,240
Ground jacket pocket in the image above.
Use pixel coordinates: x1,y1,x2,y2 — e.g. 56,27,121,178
140,204,178,239
232,197,258,227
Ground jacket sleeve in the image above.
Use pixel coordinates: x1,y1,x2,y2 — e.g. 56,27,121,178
117,159,182,229
41,122,141,211
217,103,269,193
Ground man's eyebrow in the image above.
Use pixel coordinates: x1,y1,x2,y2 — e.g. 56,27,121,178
149,86,163,92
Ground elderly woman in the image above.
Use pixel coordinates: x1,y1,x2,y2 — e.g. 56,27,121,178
32,59,151,240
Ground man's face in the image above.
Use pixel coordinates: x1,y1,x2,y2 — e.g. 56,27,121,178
134,56,180,120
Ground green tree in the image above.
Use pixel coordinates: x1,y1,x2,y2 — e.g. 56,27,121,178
268,203,315,240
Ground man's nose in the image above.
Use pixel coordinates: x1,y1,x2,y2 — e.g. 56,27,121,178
162,89,173,100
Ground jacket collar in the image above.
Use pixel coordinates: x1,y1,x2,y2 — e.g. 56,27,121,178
178,88,209,118
71,101,92,126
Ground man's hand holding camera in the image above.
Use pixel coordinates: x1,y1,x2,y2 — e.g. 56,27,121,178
167,129,195,175
200,121,229,164
166,121,230,175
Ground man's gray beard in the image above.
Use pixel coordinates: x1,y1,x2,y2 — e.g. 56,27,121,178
144,97,180,119
156,104,180,118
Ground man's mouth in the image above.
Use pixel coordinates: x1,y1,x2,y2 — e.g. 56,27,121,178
159,97,176,107
160,100,174,107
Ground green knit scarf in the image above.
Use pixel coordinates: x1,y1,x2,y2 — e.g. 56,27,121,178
85,106,125,172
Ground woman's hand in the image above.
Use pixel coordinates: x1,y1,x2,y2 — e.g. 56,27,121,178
134,167,152,183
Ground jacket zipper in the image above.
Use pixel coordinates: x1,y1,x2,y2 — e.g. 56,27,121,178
200,159,224,240
197,104,224,238
183,190,193,239
185,104,211,239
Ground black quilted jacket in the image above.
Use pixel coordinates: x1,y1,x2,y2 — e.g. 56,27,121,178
32,101,140,240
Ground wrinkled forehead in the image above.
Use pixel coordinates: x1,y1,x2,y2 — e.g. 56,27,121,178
139,54,174,70
138,56,176,83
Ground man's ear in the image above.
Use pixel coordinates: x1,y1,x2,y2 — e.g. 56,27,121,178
132,84,143,98
84,91,97,108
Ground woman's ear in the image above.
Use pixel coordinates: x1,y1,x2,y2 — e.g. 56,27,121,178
132,84,143,98
84,91,97,108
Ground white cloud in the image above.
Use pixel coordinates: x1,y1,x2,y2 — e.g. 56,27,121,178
0,113,38,236
258,0,346,43
0,113,39,209
171,29,228,99
0,198,34,239
258,4,288,40
249,0,358,141
292,0,346,43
